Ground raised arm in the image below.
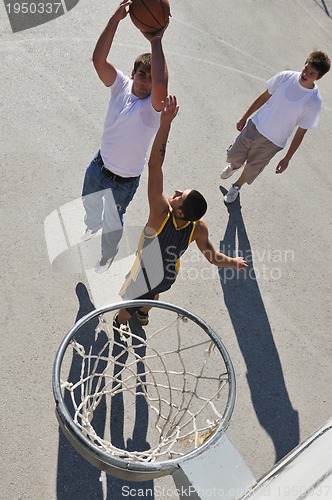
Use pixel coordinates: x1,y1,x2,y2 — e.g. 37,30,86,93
194,220,248,270
142,25,169,111
92,0,132,87
236,89,271,131
146,96,179,222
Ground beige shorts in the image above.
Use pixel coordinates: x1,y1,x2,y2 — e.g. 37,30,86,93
226,120,283,184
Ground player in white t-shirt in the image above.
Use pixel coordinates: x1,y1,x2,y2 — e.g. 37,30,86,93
81,0,168,273
220,51,330,203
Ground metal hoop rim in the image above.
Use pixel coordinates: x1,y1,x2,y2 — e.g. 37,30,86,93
53,300,236,477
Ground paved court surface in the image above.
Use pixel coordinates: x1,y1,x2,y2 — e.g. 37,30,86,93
1,0,332,498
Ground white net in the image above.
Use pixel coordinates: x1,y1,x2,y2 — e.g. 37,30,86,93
58,304,234,465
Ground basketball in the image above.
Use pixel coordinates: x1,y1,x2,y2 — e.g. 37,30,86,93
129,0,170,33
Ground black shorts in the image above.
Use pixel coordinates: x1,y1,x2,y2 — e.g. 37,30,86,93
122,281,173,316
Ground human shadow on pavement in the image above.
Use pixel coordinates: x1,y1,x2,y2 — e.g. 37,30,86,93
56,282,154,499
106,316,154,499
56,282,105,499
218,187,299,463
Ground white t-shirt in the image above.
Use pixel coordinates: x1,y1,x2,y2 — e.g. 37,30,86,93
100,70,160,177
252,71,321,148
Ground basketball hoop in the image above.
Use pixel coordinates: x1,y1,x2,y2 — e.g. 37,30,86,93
53,300,236,481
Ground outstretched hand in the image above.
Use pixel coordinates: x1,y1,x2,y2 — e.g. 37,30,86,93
232,256,248,271
160,95,179,126
113,0,132,22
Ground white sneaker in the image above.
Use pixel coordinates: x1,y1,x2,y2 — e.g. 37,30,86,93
94,256,114,274
224,184,240,203
81,227,100,242
220,164,236,179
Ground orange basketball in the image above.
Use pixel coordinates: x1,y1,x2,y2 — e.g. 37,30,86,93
129,0,170,33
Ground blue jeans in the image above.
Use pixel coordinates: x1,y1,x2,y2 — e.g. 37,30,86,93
82,152,140,259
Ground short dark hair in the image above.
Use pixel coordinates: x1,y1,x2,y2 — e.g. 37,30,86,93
306,51,330,78
181,190,207,221
133,53,152,73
